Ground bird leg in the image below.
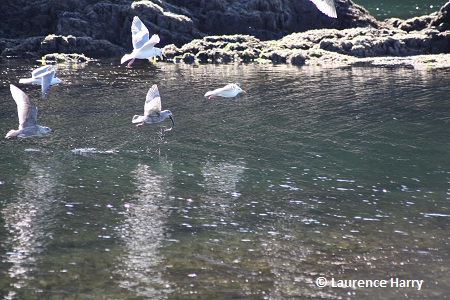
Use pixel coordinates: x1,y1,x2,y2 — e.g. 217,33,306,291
127,58,135,67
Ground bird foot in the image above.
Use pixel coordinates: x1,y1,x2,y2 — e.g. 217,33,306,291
127,59,135,67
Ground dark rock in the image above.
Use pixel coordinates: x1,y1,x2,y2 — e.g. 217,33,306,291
1,34,124,58
431,1,450,31
0,0,379,54
182,53,195,63
386,15,435,32
0,0,450,66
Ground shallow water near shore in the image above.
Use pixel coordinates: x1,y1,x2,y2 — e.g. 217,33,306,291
0,60,449,299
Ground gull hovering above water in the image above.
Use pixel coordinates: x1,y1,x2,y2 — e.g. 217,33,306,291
310,0,337,18
5,84,53,139
121,16,163,67
132,84,174,130
19,65,62,98
204,83,246,99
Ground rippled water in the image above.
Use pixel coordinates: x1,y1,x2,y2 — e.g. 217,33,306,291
358,0,444,20
0,60,449,299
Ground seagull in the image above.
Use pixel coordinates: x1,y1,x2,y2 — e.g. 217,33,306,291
204,83,246,99
19,65,62,98
121,16,163,67
132,84,174,130
5,85,53,139
310,0,337,18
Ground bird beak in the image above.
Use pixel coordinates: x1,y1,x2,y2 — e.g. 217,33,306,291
242,90,247,94
169,115,175,127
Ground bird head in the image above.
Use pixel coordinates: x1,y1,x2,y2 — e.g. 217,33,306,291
132,115,146,124
234,83,246,94
40,126,54,134
155,48,164,60
162,110,174,128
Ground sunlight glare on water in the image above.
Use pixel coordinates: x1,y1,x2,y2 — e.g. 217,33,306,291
0,60,449,299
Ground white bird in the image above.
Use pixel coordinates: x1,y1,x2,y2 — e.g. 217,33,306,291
132,84,174,129
5,85,53,139
19,65,62,98
310,0,337,18
204,83,246,99
121,16,163,67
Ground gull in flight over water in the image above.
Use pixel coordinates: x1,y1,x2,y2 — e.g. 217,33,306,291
5,84,53,139
19,65,62,98
310,0,337,18
132,84,174,130
204,83,246,99
121,16,163,67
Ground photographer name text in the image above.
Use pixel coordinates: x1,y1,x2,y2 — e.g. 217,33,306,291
315,277,423,290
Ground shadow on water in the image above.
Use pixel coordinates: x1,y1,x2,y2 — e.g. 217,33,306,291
0,61,449,299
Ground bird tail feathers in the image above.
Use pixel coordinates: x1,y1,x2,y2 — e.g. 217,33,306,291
121,54,134,64
132,115,145,124
19,78,34,84
204,91,214,98
5,130,19,139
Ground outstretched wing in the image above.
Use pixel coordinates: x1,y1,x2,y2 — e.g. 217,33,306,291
140,34,160,51
310,0,337,18
144,84,162,116
40,70,55,98
131,16,150,50
31,65,52,79
10,84,38,129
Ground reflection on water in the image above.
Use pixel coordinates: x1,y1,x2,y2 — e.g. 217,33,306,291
116,162,173,298
1,158,59,299
201,160,246,198
0,61,449,299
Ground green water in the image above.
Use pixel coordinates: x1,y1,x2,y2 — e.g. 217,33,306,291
356,0,445,20
0,61,449,299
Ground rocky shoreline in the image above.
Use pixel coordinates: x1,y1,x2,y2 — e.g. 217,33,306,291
1,0,450,69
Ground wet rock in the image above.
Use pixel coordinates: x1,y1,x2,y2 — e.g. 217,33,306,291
162,24,450,67
41,53,95,63
1,0,450,67
1,34,124,58
0,0,379,53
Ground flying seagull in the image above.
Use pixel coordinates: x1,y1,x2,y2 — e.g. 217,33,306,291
132,84,174,130
121,16,163,67
204,83,246,99
310,0,337,18
5,84,53,139
19,65,62,98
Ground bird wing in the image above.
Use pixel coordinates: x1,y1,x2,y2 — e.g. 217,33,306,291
131,16,150,50
141,34,160,50
40,70,55,98
205,85,229,97
31,65,52,78
310,0,337,18
144,84,162,116
10,84,38,129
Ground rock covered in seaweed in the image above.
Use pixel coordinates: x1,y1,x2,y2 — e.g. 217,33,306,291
161,26,450,67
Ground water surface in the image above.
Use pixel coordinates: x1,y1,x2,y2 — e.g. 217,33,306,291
0,61,449,299
357,0,444,20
